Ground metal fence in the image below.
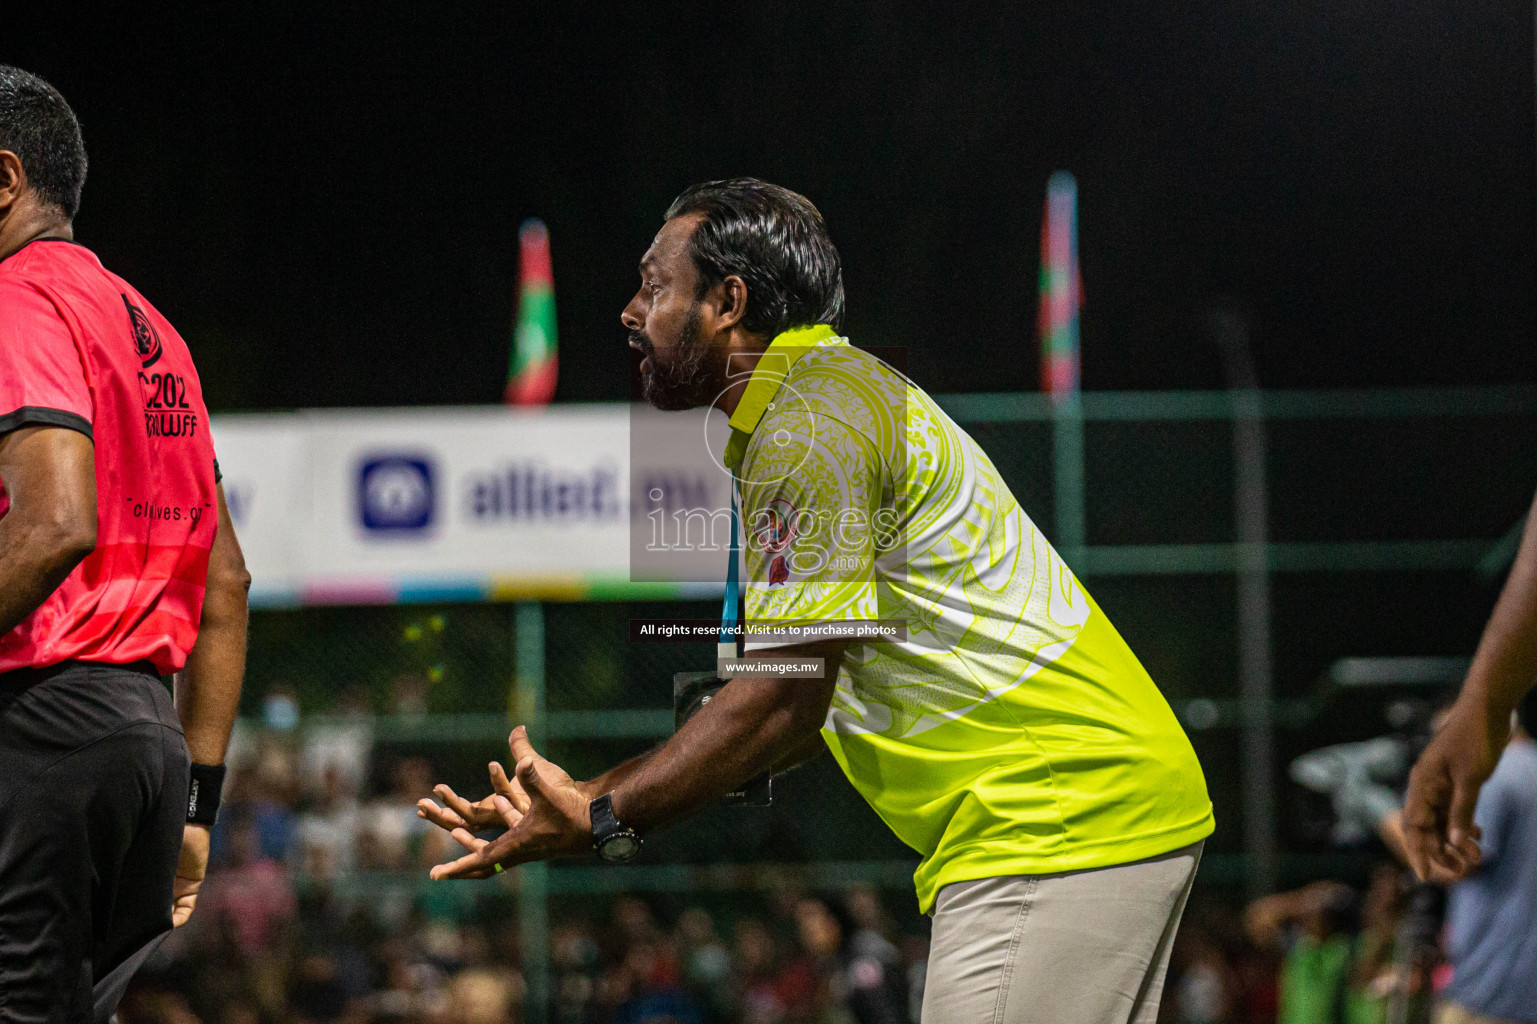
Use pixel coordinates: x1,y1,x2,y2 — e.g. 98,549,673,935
235,385,1536,1022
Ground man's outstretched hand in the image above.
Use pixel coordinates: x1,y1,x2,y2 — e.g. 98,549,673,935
1401,697,1502,883
418,758,529,833
421,726,593,879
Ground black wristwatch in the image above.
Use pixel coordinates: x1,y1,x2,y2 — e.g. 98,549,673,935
589,792,641,864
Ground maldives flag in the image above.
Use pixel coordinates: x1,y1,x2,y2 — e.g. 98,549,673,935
505,219,558,405
1038,172,1081,397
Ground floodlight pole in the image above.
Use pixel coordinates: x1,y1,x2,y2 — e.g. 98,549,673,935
1212,309,1279,899
514,601,550,1024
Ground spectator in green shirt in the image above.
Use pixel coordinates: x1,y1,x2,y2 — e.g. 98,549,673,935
1248,879,1396,1024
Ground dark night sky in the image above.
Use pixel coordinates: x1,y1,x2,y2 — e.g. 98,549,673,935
7,2,1534,410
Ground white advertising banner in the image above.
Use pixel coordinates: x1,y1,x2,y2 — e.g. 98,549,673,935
210,405,732,606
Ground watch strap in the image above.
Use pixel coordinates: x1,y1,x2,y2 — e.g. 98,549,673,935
589,791,641,863
590,791,622,841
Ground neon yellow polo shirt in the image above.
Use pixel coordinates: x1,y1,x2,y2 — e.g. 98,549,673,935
726,324,1213,913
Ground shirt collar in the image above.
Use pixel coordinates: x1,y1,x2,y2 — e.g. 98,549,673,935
723,323,845,472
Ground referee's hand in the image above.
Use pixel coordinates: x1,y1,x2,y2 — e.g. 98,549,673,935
171,824,211,928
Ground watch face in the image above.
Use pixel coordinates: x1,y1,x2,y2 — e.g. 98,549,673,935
599,833,640,863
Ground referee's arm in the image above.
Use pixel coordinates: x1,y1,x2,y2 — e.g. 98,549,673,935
174,483,250,766
169,483,249,927
0,425,97,634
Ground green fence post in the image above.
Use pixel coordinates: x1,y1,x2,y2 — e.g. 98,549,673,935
1232,387,1278,899
1052,393,1087,564
514,601,549,1024
1213,309,1279,900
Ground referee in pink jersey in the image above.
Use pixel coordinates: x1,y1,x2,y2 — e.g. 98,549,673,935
0,66,250,1023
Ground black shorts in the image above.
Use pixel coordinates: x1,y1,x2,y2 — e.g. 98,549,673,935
0,661,189,1024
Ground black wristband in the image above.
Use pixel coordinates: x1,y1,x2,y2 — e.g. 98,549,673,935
186,762,227,826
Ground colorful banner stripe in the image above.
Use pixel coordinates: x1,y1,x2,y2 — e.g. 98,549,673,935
250,574,723,609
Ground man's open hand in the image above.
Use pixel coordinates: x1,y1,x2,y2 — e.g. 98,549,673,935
171,824,211,927
1402,697,1503,883
417,758,529,833
426,726,593,879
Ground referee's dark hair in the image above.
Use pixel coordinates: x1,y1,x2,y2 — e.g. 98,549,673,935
666,177,845,337
0,66,86,220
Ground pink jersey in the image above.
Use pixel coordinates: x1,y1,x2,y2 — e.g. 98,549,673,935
0,238,217,674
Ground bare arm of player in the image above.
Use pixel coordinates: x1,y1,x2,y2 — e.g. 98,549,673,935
424,641,844,878
0,426,97,635
1403,488,1537,883
170,484,251,927
570,721,825,810
604,641,842,831
419,728,830,837
578,707,828,798
418,648,836,839
585,721,825,797
770,729,829,775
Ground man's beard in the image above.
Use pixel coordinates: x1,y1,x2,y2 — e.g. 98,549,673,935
635,303,722,411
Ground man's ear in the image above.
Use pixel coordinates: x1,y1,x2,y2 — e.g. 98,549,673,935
0,152,23,213
715,275,749,332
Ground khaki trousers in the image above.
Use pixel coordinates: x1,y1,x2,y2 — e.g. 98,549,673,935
921,841,1202,1024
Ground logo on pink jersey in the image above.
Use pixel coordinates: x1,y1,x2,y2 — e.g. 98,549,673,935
122,294,163,368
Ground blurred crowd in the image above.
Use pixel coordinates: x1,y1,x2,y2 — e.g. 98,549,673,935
1168,864,1438,1024
124,872,925,1024
116,686,1521,1024
118,698,927,1024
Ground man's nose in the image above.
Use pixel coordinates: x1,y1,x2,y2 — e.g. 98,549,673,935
620,299,643,332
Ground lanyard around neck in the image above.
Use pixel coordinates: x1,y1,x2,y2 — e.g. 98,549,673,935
719,489,742,662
